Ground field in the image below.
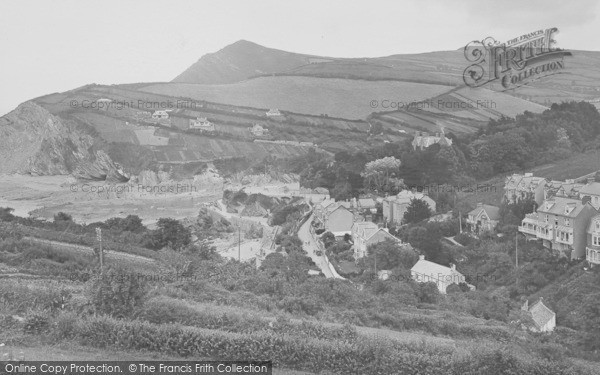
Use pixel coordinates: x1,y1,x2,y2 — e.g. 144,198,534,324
139,76,454,120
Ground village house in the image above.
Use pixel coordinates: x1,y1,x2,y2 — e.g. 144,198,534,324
521,298,556,332
265,109,281,116
518,196,598,259
383,190,436,225
543,179,583,201
504,173,546,206
189,117,215,132
249,124,269,137
579,181,600,210
313,201,354,236
466,203,500,234
351,221,403,260
352,197,378,215
586,214,600,265
411,131,452,151
410,255,473,294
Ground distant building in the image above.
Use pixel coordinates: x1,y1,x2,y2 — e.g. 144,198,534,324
152,110,169,120
189,117,215,132
351,221,403,260
466,203,500,234
410,255,473,294
265,109,281,116
249,124,269,137
383,190,436,225
504,173,546,206
411,131,452,150
521,298,556,332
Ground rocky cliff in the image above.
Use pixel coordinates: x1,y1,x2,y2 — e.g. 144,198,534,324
0,101,128,181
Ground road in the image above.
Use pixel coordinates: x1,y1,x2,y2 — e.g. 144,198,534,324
297,213,335,278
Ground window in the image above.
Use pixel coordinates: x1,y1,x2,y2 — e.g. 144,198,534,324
594,235,600,246
564,218,570,226
596,221,600,231
555,219,559,226
545,215,549,223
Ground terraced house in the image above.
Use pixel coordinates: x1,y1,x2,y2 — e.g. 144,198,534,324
519,196,597,259
543,179,583,200
586,214,600,265
504,173,546,206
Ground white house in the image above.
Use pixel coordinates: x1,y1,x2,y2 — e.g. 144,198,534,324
410,255,473,294
152,110,169,120
266,109,281,116
521,298,556,332
189,117,215,132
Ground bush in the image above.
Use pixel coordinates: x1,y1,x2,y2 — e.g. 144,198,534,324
88,267,148,318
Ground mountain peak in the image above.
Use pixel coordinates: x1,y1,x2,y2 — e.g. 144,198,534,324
173,40,309,84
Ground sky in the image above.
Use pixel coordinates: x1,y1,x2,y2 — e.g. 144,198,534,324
1,0,599,116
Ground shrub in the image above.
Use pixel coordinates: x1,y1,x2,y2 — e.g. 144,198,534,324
88,267,148,318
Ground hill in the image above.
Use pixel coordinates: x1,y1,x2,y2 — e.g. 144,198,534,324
173,40,318,84
173,40,600,108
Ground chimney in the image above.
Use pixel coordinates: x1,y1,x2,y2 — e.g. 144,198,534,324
588,177,595,184
521,300,529,311
477,202,483,207
524,173,533,177
582,195,591,205
450,263,456,271
565,179,574,184
419,254,425,261
435,132,440,138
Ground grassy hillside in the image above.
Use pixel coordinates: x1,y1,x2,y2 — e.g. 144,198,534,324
140,77,453,120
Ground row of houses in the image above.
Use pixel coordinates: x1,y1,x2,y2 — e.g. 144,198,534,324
508,173,600,263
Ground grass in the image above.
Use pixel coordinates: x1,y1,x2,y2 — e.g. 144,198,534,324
139,77,453,120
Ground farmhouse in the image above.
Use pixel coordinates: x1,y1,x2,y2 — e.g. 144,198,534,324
411,131,452,150
266,109,281,116
152,110,169,120
189,117,215,132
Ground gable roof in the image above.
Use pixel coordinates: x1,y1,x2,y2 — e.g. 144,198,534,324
411,258,464,281
528,299,555,330
365,228,398,243
537,197,593,218
468,204,501,221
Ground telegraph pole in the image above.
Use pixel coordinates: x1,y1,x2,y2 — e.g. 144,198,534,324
96,227,104,274
515,233,519,288
238,224,241,262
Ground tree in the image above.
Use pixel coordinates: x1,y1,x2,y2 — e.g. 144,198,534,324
0,207,15,222
151,218,191,251
403,198,432,224
361,156,402,193
54,212,73,222
321,231,336,249
104,215,145,233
